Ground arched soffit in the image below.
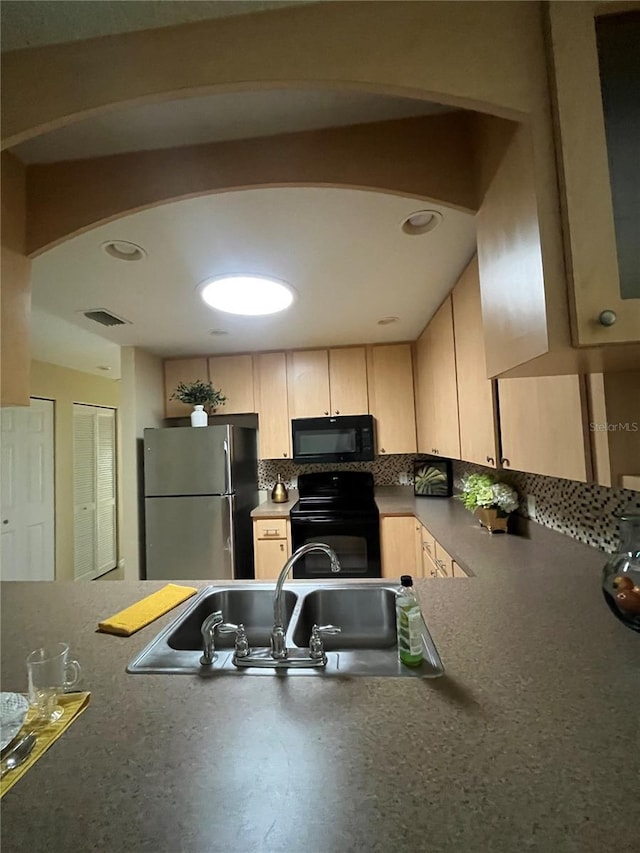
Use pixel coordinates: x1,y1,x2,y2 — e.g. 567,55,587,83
2,0,540,148
28,113,501,256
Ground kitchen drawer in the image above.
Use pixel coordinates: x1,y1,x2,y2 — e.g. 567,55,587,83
420,525,436,562
434,541,453,577
254,518,288,540
452,560,468,578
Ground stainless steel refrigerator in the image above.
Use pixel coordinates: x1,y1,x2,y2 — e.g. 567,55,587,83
143,425,258,580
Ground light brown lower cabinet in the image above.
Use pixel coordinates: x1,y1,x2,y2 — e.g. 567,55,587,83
253,518,291,579
434,541,453,577
452,561,469,578
383,516,468,580
380,516,420,578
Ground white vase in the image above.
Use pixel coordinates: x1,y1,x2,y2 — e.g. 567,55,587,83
190,405,208,427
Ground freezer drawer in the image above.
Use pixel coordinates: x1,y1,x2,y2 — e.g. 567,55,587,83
145,495,234,580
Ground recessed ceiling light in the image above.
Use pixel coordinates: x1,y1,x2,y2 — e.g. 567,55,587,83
377,316,399,326
401,210,443,236
102,240,147,261
199,275,295,316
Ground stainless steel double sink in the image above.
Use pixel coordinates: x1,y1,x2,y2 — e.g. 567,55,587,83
127,582,444,678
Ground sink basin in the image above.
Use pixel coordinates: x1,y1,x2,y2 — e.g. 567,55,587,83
127,582,444,678
292,587,397,650
168,588,297,650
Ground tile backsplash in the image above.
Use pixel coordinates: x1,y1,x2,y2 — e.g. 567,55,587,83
453,461,640,554
258,456,640,553
258,454,417,490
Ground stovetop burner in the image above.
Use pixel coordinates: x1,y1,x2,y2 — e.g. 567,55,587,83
294,470,376,509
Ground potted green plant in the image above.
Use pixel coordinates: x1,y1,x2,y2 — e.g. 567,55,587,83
456,473,519,533
171,380,226,426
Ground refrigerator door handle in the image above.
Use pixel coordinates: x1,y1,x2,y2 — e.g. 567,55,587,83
223,438,231,495
224,494,235,579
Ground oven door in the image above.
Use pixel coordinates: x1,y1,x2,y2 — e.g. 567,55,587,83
290,515,381,578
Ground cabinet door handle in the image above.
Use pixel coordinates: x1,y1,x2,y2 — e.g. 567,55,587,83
486,456,495,465
280,543,285,552
380,448,385,454
283,452,287,457
264,529,280,537
335,410,340,415
324,411,329,415
500,457,510,467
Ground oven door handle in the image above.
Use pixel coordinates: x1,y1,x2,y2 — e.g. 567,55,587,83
292,515,344,524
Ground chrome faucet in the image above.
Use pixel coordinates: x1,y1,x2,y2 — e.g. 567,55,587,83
270,542,341,659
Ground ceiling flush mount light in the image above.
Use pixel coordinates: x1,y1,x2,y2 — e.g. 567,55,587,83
200,275,295,316
401,210,443,236
102,240,147,261
377,316,399,326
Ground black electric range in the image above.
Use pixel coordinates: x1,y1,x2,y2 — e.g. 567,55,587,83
289,471,381,578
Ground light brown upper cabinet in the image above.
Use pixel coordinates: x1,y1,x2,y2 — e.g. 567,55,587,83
587,371,640,491
498,375,591,482
367,344,417,455
253,352,290,460
546,4,640,347
328,347,368,416
286,350,331,419
415,297,460,460
475,122,555,378
287,347,369,419
452,257,500,467
207,355,254,415
164,358,210,418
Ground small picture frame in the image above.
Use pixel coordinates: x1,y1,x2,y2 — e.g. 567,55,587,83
413,457,452,498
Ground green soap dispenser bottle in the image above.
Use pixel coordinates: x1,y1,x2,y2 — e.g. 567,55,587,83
396,575,424,667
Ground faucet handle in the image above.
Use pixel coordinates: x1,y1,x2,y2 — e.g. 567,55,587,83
309,624,341,660
219,622,251,658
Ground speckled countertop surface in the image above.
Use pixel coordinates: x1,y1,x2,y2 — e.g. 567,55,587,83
1,498,638,853
250,489,299,518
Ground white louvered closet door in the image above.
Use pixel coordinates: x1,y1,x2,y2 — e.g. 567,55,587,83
73,405,116,580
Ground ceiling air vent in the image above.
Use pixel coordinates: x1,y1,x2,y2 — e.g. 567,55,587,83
83,309,130,327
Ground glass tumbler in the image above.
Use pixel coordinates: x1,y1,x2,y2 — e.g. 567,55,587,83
26,643,81,723
602,515,640,633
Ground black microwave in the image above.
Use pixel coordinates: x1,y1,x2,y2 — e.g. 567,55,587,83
291,415,375,463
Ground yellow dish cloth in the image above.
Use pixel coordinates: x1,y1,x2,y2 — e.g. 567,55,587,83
1,691,91,799
97,583,198,636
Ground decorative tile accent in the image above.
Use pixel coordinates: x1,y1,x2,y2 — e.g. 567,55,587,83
258,455,419,490
260,456,640,554
453,460,640,554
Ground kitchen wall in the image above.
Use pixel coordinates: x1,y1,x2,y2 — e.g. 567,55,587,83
30,359,120,580
119,347,164,580
259,456,640,554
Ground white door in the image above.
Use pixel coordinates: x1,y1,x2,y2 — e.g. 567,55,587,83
73,404,117,580
1,399,55,580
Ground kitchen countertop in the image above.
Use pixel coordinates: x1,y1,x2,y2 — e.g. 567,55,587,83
250,489,299,518
1,502,638,853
